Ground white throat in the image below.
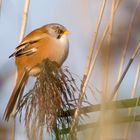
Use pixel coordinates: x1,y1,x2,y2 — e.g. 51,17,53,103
59,34,69,47
57,34,69,65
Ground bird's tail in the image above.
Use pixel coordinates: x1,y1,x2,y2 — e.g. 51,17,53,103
4,70,28,121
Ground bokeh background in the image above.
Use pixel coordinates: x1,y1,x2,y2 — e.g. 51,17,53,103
0,0,140,139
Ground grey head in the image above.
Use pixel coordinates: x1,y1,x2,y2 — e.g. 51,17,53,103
42,23,69,39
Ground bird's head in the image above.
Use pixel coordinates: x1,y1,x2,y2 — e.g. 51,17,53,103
43,23,70,39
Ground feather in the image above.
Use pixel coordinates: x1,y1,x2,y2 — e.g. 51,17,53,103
4,70,28,121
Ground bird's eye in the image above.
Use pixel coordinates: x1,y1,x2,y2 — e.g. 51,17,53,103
57,29,61,34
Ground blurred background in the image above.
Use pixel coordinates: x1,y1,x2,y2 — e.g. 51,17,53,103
0,0,140,140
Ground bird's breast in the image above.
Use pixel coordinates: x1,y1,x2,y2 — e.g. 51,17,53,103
57,35,69,64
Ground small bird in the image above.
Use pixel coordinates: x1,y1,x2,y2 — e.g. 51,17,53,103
4,23,70,120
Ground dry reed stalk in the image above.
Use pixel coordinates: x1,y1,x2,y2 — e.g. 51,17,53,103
115,0,140,99
72,0,120,104
124,63,140,139
70,0,122,135
70,0,107,134
19,0,30,43
102,0,116,99
97,0,120,98
79,0,120,88
71,0,120,105
82,0,120,104
83,1,122,139
114,0,122,11
100,1,116,139
10,0,30,140
110,42,140,100
88,1,122,139
83,0,107,79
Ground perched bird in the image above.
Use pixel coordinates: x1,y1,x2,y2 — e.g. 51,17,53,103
4,23,70,121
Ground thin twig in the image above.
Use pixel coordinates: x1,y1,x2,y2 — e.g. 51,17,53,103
110,42,140,100
115,0,140,99
10,0,30,140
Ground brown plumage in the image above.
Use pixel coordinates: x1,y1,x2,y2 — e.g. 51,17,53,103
4,23,69,120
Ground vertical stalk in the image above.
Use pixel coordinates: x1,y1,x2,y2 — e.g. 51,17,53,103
19,0,30,43
83,0,107,79
103,0,115,99
10,0,30,140
70,0,107,134
100,1,116,139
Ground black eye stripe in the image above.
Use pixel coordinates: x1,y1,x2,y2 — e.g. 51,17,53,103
57,34,61,39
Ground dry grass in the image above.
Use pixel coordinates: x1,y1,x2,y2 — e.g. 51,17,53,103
16,59,87,140
70,0,107,133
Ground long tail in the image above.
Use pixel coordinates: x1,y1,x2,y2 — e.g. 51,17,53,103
4,70,28,121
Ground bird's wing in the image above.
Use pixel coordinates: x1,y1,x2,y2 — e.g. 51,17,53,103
9,41,38,58
9,28,47,58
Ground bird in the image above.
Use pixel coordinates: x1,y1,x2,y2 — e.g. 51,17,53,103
4,23,70,121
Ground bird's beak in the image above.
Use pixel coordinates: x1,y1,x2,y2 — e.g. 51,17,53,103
64,30,70,35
